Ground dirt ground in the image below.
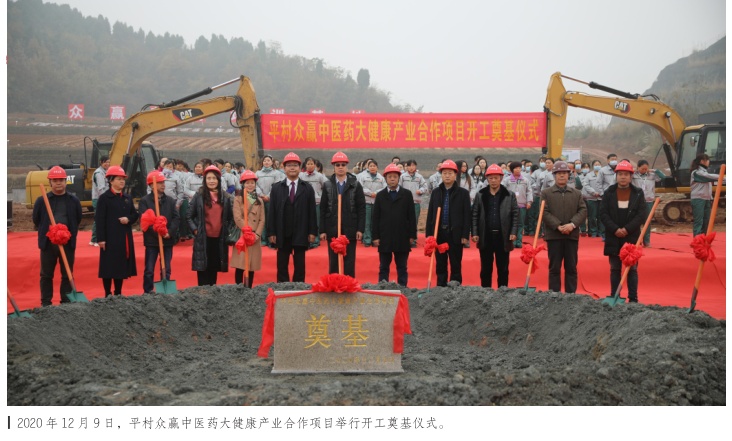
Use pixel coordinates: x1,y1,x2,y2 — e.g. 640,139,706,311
6,280,725,406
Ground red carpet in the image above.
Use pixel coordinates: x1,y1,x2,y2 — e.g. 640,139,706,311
6,230,726,319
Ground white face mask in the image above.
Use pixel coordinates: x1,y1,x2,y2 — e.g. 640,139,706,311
609,160,618,167
582,169,590,175
539,162,546,169
594,165,601,172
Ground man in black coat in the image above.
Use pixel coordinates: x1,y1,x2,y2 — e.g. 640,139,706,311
267,152,318,282
320,151,366,277
599,161,647,303
138,171,180,294
471,164,519,288
425,160,472,286
372,163,417,286
32,166,82,306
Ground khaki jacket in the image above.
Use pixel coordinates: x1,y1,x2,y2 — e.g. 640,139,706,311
540,185,587,241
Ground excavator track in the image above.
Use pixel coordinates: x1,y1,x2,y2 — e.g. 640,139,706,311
656,194,725,226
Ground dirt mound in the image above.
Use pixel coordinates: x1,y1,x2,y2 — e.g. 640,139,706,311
7,282,725,406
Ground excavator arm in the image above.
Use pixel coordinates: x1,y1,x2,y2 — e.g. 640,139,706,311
112,76,263,173
544,72,686,160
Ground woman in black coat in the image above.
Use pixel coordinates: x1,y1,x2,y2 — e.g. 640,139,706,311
186,165,234,286
95,166,139,296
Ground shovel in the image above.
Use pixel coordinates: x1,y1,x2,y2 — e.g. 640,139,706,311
152,176,178,294
522,200,546,292
40,184,88,303
689,165,725,313
7,290,32,318
602,197,661,307
243,191,250,287
419,206,442,299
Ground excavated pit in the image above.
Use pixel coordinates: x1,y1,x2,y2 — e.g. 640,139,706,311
7,282,725,405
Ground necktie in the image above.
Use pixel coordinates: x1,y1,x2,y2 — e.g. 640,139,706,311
289,181,295,203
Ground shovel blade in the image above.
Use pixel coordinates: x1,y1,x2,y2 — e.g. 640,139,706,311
8,310,32,319
601,295,626,307
154,278,178,294
65,290,89,303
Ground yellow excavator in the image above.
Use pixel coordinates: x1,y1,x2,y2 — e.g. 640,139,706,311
544,72,725,223
25,75,263,209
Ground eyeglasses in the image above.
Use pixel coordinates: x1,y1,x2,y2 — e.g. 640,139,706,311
334,163,348,167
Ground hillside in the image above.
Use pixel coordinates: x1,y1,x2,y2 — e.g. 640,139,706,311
7,0,417,117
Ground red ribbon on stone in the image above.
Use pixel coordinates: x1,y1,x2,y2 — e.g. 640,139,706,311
312,273,361,293
690,232,716,262
46,223,71,246
257,276,412,358
330,235,350,255
235,226,258,252
153,216,168,237
520,243,545,273
424,236,449,257
619,243,643,267
140,209,157,232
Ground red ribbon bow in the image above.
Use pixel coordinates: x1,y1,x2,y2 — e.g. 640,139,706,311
153,216,168,237
330,235,350,255
46,223,71,246
424,236,449,256
690,232,716,262
619,243,643,267
520,243,546,273
235,226,258,252
312,273,362,293
140,209,157,232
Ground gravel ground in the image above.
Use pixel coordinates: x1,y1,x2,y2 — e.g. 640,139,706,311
7,281,725,406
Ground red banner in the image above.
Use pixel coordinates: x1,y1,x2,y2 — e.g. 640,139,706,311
68,104,84,120
261,113,546,150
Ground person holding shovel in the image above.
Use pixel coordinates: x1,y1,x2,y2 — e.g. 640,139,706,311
472,164,519,289
95,165,139,297
599,160,647,303
138,171,180,294
230,171,265,287
319,152,366,277
32,166,82,306
425,159,472,287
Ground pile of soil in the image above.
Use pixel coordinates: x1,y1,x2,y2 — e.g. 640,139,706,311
7,282,725,405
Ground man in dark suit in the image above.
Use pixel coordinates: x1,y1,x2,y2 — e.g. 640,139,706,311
320,151,366,277
372,163,417,286
425,160,472,286
266,152,317,282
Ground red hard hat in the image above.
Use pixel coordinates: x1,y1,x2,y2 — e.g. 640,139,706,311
485,163,503,176
47,166,67,180
383,163,401,176
203,165,221,176
614,160,634,173
146,171,166,185
439,160,459,172
331,151,349,164
106,165,127,179
239,170,258,182
282,152,302,165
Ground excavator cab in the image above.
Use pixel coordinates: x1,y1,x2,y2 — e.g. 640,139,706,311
665,124,726,188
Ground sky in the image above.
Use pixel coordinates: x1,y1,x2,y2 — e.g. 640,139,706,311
14,0,730,126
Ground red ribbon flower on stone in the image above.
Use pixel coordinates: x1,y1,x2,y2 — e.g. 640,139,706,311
312,273,362,293
330,235,350,255
47,223,71,246
520,243,546,274
235,226,258,252
619,243,643,267
690,232,716,262
424,236,449,257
